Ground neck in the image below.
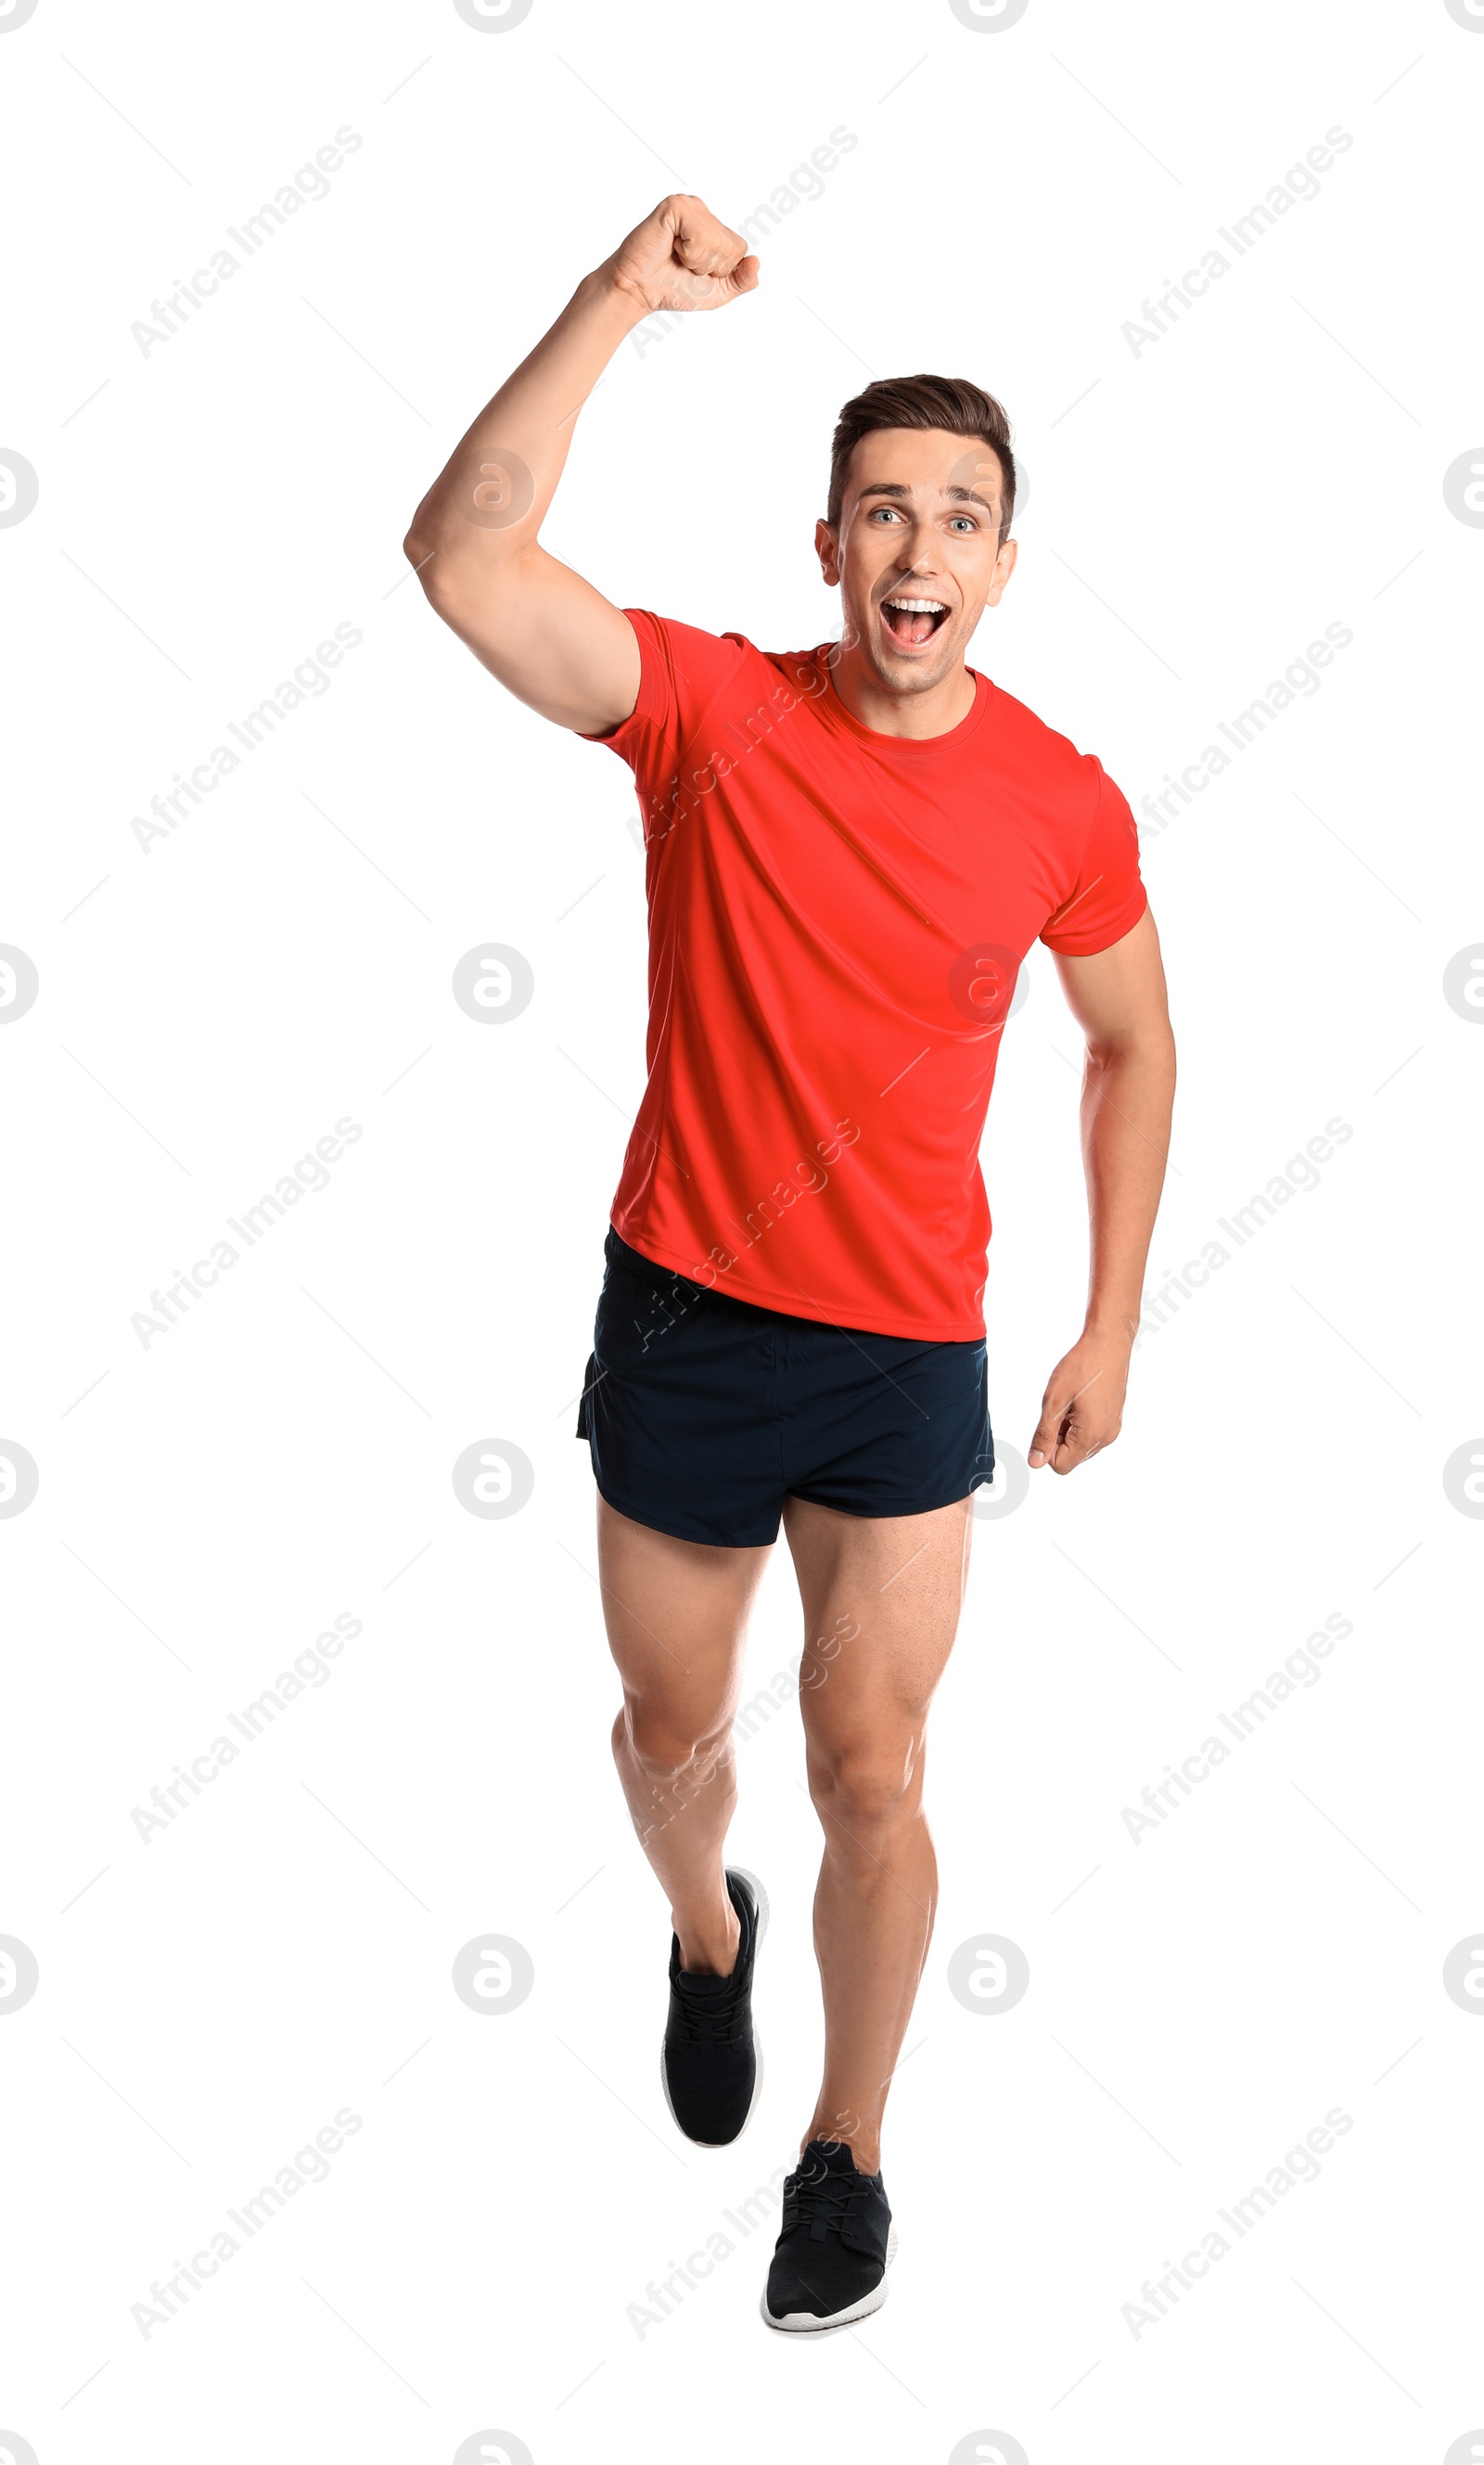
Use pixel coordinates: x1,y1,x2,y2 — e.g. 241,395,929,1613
825,636,978,739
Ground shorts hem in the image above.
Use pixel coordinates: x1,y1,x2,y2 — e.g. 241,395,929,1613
590,1473,782,1552
786,1468,992,1521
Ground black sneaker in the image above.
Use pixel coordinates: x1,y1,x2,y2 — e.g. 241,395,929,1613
660,1868,767,2146
762,2138,897,2331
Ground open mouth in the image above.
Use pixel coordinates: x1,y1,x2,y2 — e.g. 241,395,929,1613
880,594,950,648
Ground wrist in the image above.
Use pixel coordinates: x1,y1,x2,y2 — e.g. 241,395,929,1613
1081,1309,1138,1350
584,259,654,328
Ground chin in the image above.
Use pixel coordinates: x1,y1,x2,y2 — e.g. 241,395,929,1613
871,636,962,694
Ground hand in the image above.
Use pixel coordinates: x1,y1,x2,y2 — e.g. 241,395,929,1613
606,194,760,316
1028,1330,1132,1475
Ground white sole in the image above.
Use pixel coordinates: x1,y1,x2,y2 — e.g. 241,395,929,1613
659,1868,769,2148
761,2224,899,2333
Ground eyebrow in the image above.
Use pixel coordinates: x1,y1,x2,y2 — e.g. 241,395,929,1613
856,481,999,511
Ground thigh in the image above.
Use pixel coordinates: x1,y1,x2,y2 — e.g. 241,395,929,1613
780,1319,991,1523
597,1495,774,1741
781,1494,974,1750
580,1234,789,1550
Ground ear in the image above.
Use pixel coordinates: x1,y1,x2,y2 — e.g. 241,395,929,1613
983,534,1018,609
814,516,841,587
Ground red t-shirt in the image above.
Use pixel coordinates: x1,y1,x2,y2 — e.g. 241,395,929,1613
584,612,1147,1340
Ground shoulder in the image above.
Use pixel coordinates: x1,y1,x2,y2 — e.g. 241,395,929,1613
620,611,787,733
626,610,768,682
985,678,1101,778
982,678,1107,819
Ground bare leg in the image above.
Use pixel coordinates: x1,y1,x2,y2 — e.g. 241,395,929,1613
597,1496,772,1973
781,1493,974,2173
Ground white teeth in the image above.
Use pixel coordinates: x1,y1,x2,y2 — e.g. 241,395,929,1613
885,597,946,612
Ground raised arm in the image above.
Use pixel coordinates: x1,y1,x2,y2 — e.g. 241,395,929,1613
1028,906,1177,1473
403,196,758,736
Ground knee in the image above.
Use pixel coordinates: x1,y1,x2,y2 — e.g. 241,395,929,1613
616,1701,732,1792
807,1732,921,1835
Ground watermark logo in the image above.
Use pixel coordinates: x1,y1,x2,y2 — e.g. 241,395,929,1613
1443,946,1484,1020
1444,0,1484,29
0,1444,39,1520
947,1932,1030,2013
972,1444,1030,1520
1443,1937,1484,2013
456,445,536,528
1122,130,1354,361
1121,2110,1353,2338
131,1118,363,1348
0,946,39,1022
1122,1613,1353,1845
0,2434,39,2465
948,0,1030,29
452,1934,535,2014
1442,1441,1484,1518
625,2167,794,2335
710,130,858,277
1444,2436,1484,2465
453,0,533,25
454,2439,534,2465
452,1439,534,1518
1443,448,1484,522
131,2111,363,2339
0,1936,40,2014
130,621,365,854
1134,1116,1353,1345
130,1613,364,1845
950,2438,1030,2465
0,450,39,525
131,132,364,360
949,942,1022,1028
453,944,535,1022
1137,624,1355,842
950,444,1028,528
0,0,40,27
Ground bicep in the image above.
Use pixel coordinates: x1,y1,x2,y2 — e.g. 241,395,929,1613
1051,907,1171,1052
421,542,642,736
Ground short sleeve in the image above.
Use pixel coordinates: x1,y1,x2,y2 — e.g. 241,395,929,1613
581,610,748,788
1040,762,1149,956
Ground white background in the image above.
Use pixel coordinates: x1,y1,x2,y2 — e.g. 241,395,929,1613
3,0,1482,2459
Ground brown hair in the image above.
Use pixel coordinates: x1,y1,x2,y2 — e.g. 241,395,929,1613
826,374,1017,545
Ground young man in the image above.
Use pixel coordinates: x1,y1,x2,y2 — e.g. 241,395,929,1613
406,195,1175,2334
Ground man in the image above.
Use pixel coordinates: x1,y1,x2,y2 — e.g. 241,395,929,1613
405,194,1175,2334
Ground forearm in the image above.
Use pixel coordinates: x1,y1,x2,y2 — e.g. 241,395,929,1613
402,196,755,731
1079,1031,1177,1339
404,263,645,583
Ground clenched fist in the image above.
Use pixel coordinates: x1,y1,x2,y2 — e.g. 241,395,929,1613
605,194,760,317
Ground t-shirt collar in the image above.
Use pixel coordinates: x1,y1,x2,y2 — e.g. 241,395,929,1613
814,646,992,752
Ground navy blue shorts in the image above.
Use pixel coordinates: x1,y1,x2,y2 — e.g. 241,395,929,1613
576,1229,993,1547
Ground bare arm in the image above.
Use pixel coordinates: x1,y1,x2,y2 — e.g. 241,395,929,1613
1028,906,1176,1473
403,196,758,736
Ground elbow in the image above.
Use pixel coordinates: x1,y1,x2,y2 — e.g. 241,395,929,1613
406,529,530,625
403,483,454,592
1085,1021,1176,1075
403,522,466,614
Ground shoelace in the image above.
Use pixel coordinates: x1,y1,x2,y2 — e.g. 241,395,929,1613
671,1959,748,2045
784,2163,868,2244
